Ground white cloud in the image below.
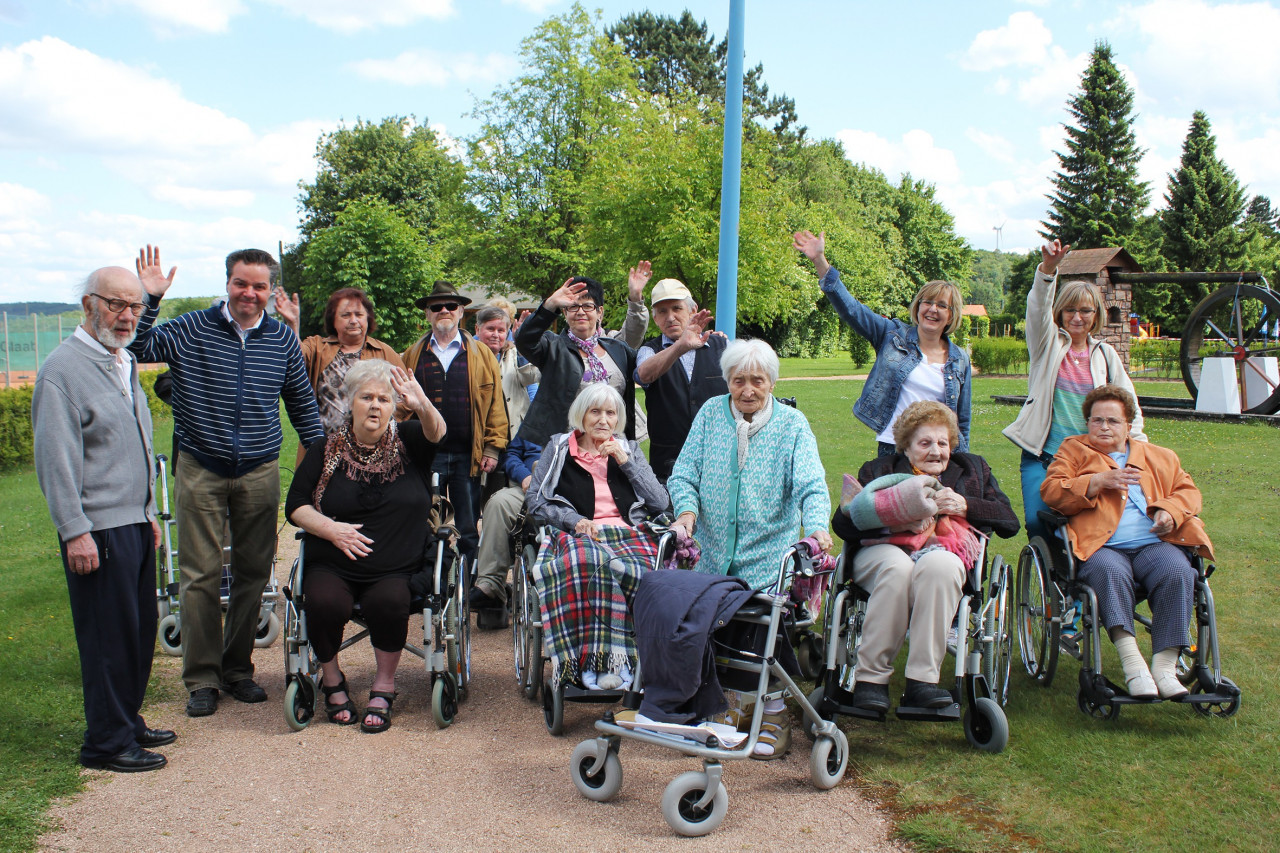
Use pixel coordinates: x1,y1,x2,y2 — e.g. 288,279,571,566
1113,0,1280,111
107,0,246,34
1015,48,1089,109
349,50,517,88
960,11,1053,71
836,128,961,186
151,185,256,210
0,183,51,229
261,0,454,34
501,0,562,11
965,128,1017,165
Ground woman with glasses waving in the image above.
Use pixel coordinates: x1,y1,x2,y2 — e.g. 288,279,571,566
794,230,972,457
1003,239,1146,542
515,275,639,448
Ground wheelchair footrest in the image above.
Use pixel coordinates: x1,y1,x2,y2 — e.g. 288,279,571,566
476,608,510,630
815,685,887,722
895,703,961,722
563,685,626,704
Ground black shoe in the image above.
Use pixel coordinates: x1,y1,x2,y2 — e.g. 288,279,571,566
469,586,501,610
902,679,954,709
82,746,167,773
221,678,267,703
850,681,891,713
186,687,219,717
137,727,177,748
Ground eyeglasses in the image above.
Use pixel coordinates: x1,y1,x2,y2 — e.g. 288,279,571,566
1088,417,1126,428
428,302,460,313
919,300,951,312
1063,307,1096,317
564,303,599,315
91,294,147,315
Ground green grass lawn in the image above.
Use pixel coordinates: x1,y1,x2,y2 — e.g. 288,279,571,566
778,356,870,378
2,382,1275,851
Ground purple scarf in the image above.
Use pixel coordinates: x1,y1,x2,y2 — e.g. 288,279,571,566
568,328,608,384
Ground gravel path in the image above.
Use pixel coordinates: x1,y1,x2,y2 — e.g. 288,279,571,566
39,537,907,852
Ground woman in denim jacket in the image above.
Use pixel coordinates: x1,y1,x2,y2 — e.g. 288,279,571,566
794,230,971,456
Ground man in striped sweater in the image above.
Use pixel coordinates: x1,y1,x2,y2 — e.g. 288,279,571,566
130,246,325,718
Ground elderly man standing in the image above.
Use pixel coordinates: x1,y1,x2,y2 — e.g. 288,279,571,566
401,281,508,557
33,264,173,772
634,279,728,482
130,246,325,718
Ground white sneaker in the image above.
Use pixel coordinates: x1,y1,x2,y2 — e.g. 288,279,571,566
1155,672,1189,699
597,673,623,691
1126,672,1158,699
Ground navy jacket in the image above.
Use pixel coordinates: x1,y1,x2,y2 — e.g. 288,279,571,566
634,569,754,724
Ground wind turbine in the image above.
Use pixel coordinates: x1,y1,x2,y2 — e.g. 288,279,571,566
992,221,1006,253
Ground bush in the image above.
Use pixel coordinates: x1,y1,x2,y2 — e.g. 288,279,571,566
138,368,171,423
988,313,1022,338
952,314,971,348
970,338,1029,374
1129,338,1182,379
849,333,872,367
0,385,34,469
974,314,990,339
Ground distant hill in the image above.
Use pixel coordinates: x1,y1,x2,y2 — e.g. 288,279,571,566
0,302,79,316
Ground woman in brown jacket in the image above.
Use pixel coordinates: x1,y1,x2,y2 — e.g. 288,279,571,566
1041,385,1212,701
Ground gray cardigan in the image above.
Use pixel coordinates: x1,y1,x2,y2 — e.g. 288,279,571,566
33,335,155,542
526,432,668,532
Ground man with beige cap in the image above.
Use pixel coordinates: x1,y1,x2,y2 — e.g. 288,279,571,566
634,278,728,482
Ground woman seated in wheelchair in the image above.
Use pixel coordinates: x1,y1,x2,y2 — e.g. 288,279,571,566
285,360,446,732
833,401,1019,714
1040,384,1212,700
667,338,833,758
525,383,669,692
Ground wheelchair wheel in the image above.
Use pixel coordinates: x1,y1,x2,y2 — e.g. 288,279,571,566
543,677,565,736
795,630,824,681
982,556,1013,706
1191,676,1241,718
432,674,458,729
284,677,314,731
661,771,729,837
809,729,848,790
158,614,183,656
255,609,281,648
569,739,623,802
1017,537,1060,687
1076,690,1120,721
447,555,471,701
963,696,1009,752
513,544,542,701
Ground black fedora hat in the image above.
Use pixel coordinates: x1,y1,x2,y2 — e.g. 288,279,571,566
414,280,473,310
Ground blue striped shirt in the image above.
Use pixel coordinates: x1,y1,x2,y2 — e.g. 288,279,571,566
129,298,324,477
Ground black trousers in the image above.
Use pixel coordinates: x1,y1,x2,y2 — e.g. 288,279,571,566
62,523,156,763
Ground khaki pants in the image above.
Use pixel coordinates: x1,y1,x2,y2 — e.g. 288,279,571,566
851,543,964,685
473,486,525,604
175,454,279,693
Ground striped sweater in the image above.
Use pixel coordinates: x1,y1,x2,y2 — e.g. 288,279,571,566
129,298,324,477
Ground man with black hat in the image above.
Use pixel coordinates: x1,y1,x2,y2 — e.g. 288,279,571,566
634,278,727,482
402,281,508,557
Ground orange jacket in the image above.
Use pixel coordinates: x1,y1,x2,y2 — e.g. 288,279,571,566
1041,435,1213,562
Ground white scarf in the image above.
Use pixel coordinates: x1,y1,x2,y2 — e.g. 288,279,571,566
730,395,773,470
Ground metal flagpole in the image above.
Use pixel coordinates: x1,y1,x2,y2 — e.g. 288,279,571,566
714,0,746,340
33,314,39,371
3,313,9,388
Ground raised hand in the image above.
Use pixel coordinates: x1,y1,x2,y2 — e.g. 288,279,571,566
136,245,176,298
513,309,532,332
389,366,428,412
274,289,301,332
627,261,653,302
1039,239,1072,276
546,277,587,311
791,230,830,277
679,308,714,351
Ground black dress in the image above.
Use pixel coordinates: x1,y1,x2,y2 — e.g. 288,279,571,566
285,421,438,580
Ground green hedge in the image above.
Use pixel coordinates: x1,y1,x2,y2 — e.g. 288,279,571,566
988,313,1023,338
973,314,990,339
0,385,34,470
138,368,171,422
970,337,1029,374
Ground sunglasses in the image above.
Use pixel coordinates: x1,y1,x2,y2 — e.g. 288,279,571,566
428,302,461,313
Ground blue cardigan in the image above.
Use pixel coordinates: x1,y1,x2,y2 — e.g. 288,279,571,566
668,396,831,590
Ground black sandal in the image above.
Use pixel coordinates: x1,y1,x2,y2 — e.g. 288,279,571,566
321,672,357,726
360,690,397,734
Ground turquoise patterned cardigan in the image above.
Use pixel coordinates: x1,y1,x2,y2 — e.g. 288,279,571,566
668,395,831,590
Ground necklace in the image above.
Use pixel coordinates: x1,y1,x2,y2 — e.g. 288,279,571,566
1069,348,1088,366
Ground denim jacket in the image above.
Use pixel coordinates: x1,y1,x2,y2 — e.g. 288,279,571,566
820,267,971,450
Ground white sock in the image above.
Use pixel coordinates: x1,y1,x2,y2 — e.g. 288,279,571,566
1113,634,1151,683
762,697,786,714
1150,648,1180,680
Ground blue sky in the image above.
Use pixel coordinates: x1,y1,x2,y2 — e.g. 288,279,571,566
2,0,1279,302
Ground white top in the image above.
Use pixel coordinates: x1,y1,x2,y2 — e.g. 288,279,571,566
429,332,464,372
875,360,945,445
74,325,134,403
219,301,265,341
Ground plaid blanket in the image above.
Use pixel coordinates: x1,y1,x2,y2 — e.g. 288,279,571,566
530,522,662,691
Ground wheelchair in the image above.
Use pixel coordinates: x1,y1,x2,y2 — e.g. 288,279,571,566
511,512,675,735
1016,510,1241,720
281,481,471,730
569,545,848,837
153,454,281,656
806,534,1012,752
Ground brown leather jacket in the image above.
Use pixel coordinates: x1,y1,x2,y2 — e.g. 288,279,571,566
1041,435,1213,561
300,335,409,420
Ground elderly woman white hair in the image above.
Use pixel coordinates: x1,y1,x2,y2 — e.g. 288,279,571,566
525,383,669,692
285,359,444,733
667,337,831,758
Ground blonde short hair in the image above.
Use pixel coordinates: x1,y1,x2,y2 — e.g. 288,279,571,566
908,280,964,336
567,383,627,435
892,400,960,452
1053,280,1106,336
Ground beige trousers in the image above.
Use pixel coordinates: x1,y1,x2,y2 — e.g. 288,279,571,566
850,543,964,685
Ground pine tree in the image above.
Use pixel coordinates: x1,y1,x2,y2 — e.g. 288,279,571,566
1159,110,1247,321
1042,42,1149,248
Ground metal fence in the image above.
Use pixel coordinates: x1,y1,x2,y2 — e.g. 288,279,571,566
2,313,76,384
